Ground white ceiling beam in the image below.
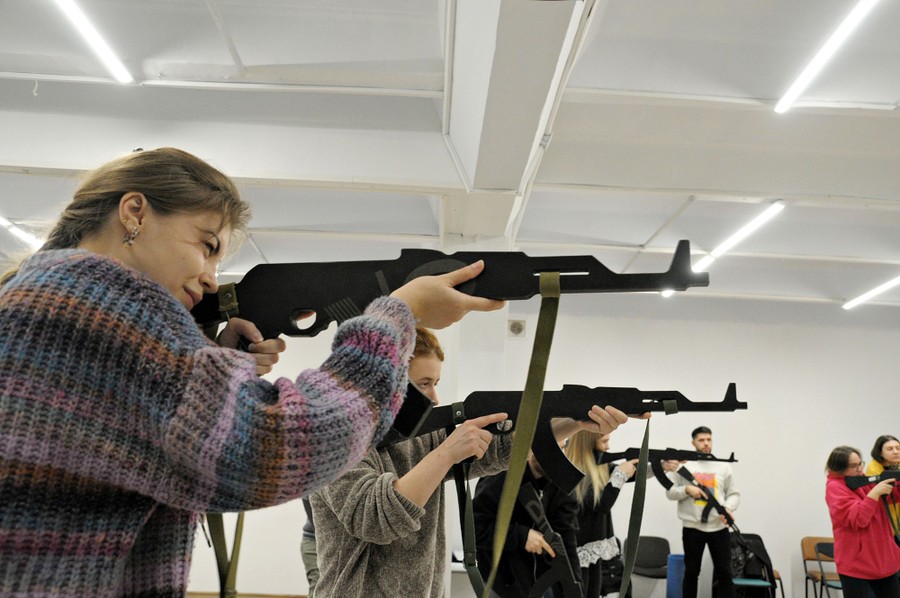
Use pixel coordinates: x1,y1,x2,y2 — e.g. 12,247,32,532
0,110,461,189
540,99,900,203
441,191,521,243
204,0,246,75
447,0,583,192
441,0,587,241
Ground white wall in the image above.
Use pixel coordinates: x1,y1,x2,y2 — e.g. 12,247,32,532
188,292,900,597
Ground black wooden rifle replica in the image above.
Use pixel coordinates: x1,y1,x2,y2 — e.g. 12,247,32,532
517,483,581,598
600,448,738,491
384,383,745,495
675,466,738,528
845,470,900,490
191,240,707,339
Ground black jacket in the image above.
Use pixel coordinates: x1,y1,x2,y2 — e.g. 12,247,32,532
473,467,581,597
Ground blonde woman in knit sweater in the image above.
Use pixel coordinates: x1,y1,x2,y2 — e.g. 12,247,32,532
0,147,504,596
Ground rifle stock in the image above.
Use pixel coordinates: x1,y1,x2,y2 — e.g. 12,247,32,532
393,383,744,494
192,240,707,339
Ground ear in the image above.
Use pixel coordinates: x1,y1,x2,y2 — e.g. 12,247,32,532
118,192,148,232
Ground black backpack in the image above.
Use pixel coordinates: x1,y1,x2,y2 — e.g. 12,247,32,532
726,532,776,597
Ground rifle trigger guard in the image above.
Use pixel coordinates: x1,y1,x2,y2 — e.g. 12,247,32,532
662,399,678,415
451,401,466,425
217,283,240,319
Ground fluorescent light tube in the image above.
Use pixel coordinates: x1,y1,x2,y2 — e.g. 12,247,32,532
775,0,881,113
692,254,716,273
53,0,133,84
693,201,785,272
842,274,900,310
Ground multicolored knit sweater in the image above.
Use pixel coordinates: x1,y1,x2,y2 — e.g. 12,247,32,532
0,249,415,596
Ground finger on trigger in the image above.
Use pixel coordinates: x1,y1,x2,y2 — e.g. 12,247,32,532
472,412,508,428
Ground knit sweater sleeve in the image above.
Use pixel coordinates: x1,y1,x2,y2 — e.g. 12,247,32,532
466,432,514,480
311,445,427,545
2,251,415,513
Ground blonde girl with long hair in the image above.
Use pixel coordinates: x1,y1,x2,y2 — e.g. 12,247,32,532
566,430,637,597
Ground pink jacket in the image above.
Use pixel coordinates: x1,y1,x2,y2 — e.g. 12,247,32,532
825,473,900,579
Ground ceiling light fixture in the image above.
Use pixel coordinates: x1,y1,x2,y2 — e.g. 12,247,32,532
0,215,44,250
52,0,133,84
692,200,785,273
774,0,881,113
842,274,900,310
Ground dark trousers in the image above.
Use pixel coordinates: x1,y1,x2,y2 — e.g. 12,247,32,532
682,527,734,598
838,572,900,598
580,560,632,598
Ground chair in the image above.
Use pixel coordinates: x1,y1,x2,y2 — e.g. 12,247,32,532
729,532,785,598
814,541,843,598
772,570,786,598
731,567,786,598
801,536,840,598
631,535,670,578
626,536,670,598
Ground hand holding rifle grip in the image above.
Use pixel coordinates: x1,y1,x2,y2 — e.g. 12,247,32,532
192,240,708,340
677,467,736,528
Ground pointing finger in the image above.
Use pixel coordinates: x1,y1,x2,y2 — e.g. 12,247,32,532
468,412,509,429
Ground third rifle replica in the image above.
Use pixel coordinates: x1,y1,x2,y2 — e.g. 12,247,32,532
601,447,739,490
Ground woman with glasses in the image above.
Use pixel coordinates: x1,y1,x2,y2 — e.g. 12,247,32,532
824,445,900,597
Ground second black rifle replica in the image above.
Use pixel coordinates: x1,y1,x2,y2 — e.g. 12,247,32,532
386,383,746,494
600,448,739,490
192,240,707,339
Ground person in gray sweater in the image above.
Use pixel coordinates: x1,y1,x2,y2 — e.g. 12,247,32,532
310,328,631,598
664,426,740,598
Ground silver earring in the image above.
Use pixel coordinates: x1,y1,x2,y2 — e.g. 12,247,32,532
123,227,139,246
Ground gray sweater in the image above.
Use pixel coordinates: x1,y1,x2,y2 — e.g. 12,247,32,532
310,430,512,597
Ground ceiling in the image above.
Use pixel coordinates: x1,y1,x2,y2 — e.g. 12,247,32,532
1,0,899,327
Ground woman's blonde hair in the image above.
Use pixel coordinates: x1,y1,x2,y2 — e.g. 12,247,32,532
2,148,249,285
565,429,609,507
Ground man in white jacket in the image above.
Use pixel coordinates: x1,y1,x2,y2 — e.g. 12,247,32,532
665,426,740,598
